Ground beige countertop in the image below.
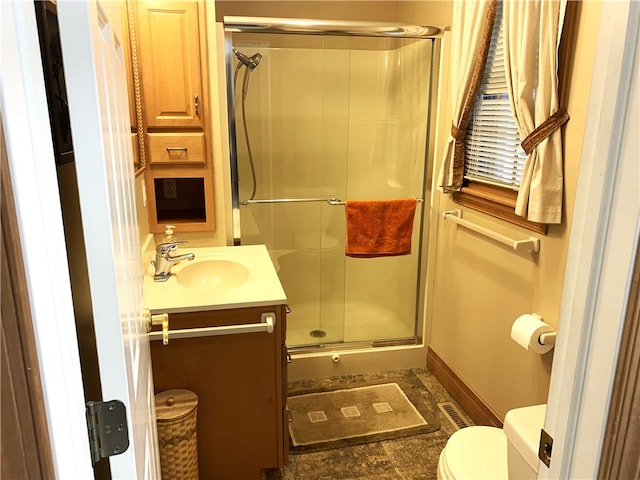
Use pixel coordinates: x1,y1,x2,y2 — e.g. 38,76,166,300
143,244,287,314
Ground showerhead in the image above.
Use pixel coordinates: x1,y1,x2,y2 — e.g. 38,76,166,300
232,47,262,70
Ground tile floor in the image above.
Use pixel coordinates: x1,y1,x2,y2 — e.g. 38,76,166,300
264,368,473,480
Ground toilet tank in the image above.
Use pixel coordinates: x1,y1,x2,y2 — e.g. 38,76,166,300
503,404,547,480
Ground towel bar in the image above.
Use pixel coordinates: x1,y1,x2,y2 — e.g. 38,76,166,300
242,197,338,205
328,198,423,206
243,197,424,206
149,312,275,344
443,209,540,253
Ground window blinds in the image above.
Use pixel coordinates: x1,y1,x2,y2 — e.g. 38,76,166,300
464,2,527,190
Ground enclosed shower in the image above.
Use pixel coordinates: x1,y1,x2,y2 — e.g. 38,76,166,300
224,17,440,351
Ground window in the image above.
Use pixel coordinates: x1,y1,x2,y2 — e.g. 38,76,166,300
453,1,547,234
464,2,527,191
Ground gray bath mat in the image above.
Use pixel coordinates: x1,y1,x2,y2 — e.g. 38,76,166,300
287,369,441,453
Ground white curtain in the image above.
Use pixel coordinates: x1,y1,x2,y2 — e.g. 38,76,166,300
438,0,496,192
503,0,568,223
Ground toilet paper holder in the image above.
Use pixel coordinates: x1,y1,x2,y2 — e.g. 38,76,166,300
511,313,557,354
538,331,556,346
531,313,556,346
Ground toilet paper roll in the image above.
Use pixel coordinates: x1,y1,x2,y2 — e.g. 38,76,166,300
511,314,555,354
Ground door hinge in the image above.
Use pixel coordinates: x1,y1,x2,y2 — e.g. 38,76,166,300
86,400,130,464
539,428,553,468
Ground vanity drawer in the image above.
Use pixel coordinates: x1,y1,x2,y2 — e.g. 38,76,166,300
148,132,205,165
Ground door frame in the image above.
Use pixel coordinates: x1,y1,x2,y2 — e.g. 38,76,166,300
540,1,639,478
0,2,93,477
2,0,638,477
1,115,56,480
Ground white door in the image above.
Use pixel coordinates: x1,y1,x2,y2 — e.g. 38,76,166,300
540,1,639,478
57,1,160,478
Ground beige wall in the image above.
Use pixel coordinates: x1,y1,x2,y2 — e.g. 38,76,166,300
216,1,451,27
427,1,602,419
216,1,396,22
395,1,452,28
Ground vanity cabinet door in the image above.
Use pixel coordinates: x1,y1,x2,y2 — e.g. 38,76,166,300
150,305,287,479
137,0,204,128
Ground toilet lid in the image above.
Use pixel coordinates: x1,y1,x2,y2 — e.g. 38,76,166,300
442,426,508,480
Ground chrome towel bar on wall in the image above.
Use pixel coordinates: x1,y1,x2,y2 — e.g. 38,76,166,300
149,312,275,344
442,209,540,253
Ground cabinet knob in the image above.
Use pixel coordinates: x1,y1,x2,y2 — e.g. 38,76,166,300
194,93,199,116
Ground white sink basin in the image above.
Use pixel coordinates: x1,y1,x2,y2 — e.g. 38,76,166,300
143,245,287,314
175,259,250,291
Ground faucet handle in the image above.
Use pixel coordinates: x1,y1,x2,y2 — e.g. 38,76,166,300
156,241,187,255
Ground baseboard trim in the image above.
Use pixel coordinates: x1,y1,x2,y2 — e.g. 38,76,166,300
427,347,503,428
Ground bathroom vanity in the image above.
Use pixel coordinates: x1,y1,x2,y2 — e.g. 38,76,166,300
144,245,288,479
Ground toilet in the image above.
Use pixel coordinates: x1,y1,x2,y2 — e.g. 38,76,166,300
437,404,546,480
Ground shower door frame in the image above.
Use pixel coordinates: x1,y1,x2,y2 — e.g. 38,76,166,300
223,16,442,351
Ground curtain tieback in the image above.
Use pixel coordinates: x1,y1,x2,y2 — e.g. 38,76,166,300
451,124,465,142
521,110,570,155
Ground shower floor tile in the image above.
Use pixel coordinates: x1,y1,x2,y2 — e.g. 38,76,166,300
263,367,472,480
287,300,415,347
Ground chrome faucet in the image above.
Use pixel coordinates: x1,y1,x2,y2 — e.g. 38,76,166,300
153,241,195,282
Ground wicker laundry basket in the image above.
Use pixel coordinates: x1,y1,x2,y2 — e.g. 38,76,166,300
155,389,199,480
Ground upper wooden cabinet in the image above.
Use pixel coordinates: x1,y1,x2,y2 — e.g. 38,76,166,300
136,1,205,129
124,0,213,233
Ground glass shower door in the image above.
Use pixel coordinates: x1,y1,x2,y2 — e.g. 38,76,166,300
230,31,432,348
234,34,350,346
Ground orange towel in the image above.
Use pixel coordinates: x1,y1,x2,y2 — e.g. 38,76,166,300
345,199,417,257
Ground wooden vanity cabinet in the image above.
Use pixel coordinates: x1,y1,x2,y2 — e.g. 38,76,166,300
150,304,288,480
